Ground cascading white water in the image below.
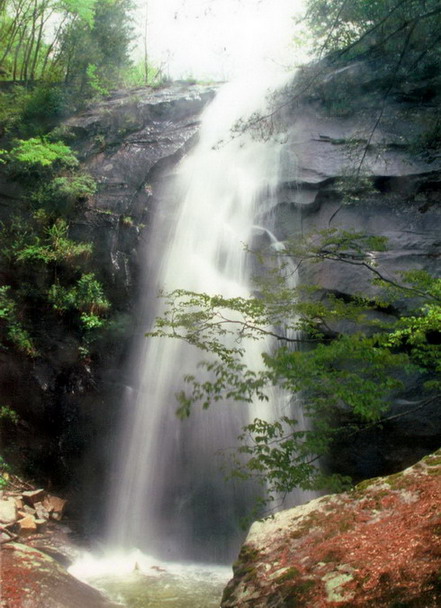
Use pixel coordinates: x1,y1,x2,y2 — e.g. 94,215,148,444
104,70,307,564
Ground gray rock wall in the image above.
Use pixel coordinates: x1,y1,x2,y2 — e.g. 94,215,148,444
271,63,441,481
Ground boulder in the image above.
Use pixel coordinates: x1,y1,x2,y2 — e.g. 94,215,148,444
222,450,441,607
0,543,118,608
43,494,67,520
17,514,38,535
20,504,37,516
0,497,17,524
35,501,51,520
22,488,46,506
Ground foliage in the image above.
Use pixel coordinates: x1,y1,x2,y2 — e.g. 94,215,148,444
0,455,11,488
0,0,139,124
0,0,133,88
306,0,441,66
0,285,36,355
56,0,134,94
20,86,75,135
0,88,29,135
33,173,97,215
0,95,110,360
85,63,109,97
124,61,166,88
0,0,96,83
1,210,109,356
8,138,78,175
0,405,19,424
149,230,441,498
48,272,110,324
63,0,96,27
0,86,75,138
3,215,91,264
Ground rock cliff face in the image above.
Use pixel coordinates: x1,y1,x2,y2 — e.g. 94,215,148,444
0,84,215,525
221,450,441,608
272,61,441,482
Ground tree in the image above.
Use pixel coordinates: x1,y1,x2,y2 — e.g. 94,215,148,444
306,0,441,65
56,0,134,92
149,229,441,501
0,0,98,82
0,0,133,94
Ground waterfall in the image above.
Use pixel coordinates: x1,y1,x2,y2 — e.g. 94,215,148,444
104,70,308,564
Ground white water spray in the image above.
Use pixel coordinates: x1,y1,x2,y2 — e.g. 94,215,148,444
105,69,299,564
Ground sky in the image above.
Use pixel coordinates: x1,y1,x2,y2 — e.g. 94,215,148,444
136,0,309,81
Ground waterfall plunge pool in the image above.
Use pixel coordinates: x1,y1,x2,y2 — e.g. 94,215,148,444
69,551,231,607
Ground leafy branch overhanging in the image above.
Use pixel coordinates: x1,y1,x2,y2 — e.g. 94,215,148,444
148,229,441,502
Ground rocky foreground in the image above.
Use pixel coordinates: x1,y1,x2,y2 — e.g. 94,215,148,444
222,450,441,607
0,480,117,608
1,451,441,607
0,485,67,540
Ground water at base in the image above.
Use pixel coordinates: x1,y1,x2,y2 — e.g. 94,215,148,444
69,551,231,608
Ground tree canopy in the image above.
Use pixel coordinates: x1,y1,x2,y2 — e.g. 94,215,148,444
306,0,441,67
0,0,134,90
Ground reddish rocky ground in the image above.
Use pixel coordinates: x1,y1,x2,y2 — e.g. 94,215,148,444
1,542,117,608
221,450,441,607
0,478,116,608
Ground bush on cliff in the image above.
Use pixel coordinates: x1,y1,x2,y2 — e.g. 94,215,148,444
0,135,109,362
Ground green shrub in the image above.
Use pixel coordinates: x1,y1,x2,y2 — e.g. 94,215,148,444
86,63,109,97
20,86,72,128
47,124,77,144
9,137,78,170
14,218,92,264
0,86,32,135
0,406,19,424
0,455,11,488
33,174,97,215
48,273,110,331
124,61,166,88
80,312,107,330
0,286,37,356
75,273,110,313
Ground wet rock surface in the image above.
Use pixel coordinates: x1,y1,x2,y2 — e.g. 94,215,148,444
221,450,441,607
271,63,441,481
66,84,216,219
